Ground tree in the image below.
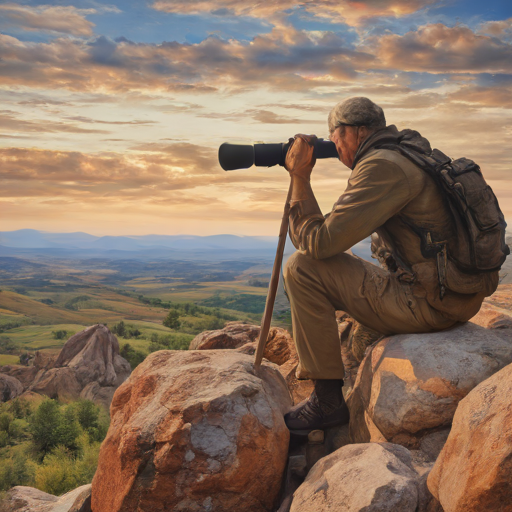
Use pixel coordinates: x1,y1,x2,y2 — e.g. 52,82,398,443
163,310,180,330
30,400,63,455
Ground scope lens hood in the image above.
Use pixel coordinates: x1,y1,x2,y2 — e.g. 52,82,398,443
218,143,255,171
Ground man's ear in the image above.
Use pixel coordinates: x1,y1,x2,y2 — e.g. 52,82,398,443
357,126,370,144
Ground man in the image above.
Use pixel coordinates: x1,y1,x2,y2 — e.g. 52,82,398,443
283,97,500,434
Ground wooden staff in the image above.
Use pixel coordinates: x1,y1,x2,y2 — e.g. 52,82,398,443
254,180,293,369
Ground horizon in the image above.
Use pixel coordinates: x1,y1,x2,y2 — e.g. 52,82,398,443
1,0,511,236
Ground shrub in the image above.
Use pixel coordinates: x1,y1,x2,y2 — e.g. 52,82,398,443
8,419,29,442
30,399,63,455
0,451,35,491
120,343,146,370
52,330,69,340
163,310,180,330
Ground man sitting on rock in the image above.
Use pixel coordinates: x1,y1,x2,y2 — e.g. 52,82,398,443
283,97,501,434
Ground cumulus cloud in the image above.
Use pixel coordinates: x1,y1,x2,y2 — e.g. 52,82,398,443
0,29,373,93
373,23,512,74
152,0,438,27
0,3,96,36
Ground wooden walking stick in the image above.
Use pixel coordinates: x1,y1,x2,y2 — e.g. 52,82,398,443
254,180,293,369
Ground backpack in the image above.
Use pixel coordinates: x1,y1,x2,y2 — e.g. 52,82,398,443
380,142,509,275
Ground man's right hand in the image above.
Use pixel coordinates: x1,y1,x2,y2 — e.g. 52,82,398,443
285,134,317,181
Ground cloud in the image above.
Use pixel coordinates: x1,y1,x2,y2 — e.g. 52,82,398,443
0,111,110,134
0,3,96,36
373,23,512,74
479,18,512,38
151,0,438,27
0,29,373,93
447,85,512,108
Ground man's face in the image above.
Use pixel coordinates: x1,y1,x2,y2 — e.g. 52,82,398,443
330,125,361,168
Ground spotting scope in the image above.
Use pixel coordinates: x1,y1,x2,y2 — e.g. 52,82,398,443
218,139,338,171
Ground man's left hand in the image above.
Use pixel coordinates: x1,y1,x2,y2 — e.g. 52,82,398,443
285,134,317,181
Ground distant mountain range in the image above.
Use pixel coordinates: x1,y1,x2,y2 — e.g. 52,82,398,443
0,229,373,262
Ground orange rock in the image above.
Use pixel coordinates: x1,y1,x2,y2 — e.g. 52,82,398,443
427,362,512,511
348,322,512,448
190,323,296,365
91,350,292,512
278,356,314,405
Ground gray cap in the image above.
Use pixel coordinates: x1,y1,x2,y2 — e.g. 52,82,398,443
328,97,386,133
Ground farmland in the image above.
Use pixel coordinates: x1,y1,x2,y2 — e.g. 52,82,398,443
0,254,288,365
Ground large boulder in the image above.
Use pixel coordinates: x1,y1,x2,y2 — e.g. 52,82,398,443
348,322,512,447
289,443,426,512
2,325,131,408
92,350,292,512
427,361,512,511
192,322,311,405
0,374,23,402
0,484,91,512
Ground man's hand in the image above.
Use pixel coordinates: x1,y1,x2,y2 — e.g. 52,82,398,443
285,134,317,181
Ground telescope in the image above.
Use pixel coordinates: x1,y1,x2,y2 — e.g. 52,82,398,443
218,139,338,171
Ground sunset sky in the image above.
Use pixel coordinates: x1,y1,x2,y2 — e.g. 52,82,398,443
1,0,511,236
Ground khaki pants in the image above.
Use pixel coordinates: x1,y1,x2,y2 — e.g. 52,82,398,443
283,251,456,380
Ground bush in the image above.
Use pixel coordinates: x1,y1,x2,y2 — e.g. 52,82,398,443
163,310,180,330
8,419,29,442
52,330,69,340
0,431,8,448
0,451,35,491
120,343,146,370
0,336,19,354
35,439,100,496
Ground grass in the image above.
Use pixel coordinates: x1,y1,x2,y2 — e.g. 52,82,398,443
6,324,87,351
0,354,20,366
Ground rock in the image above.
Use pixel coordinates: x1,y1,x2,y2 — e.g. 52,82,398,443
0,374,23,402
53,324,130,388
191,322,297,366
470,303,512,343
33,351,57,371
189,322,260,350
290,443,422,512
0,484,91,512
91,350,292,512
0,365,38,389
278,356,314,405
80,382,118,410
427,361,512,511
348,322,512,448
22,325,131,407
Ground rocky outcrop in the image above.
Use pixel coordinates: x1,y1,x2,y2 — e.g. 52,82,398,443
0,325,131,408
92,350,292,512
0,484,91,512
427,361,512,511
289,443,428,512
0,374,23,402
348,322,512,447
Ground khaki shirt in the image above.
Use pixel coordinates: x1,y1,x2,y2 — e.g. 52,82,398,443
288,148,499,321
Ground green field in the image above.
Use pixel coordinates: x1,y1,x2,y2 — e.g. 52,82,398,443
0,255,284,363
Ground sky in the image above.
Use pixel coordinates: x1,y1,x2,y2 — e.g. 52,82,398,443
0,0,511,236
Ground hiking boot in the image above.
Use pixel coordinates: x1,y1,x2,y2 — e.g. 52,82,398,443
284,379,350,435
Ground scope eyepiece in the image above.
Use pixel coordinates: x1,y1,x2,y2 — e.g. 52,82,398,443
219,140,338,171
